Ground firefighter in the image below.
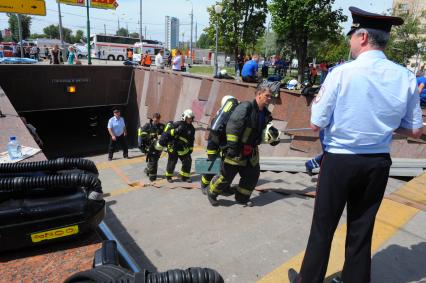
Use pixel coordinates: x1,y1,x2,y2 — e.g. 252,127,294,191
138,113,165,182
159,109,195,183
207,83,280,206
201,95,238,194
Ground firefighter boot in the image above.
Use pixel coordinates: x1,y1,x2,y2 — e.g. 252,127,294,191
235,191,254,207
180,177,192,183
167,176,173,183
207,189,219,206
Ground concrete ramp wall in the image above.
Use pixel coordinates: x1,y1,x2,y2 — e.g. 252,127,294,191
133,68,426,159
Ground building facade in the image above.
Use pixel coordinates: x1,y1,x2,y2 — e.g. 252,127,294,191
165,16,179,50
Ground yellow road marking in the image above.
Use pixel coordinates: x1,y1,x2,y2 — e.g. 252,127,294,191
258,173,425,283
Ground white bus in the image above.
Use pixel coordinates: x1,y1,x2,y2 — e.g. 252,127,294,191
132,39,170,63
90,34,139,61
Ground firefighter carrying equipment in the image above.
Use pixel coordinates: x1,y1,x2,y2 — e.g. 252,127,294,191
138,120,165,181
160,120,195,179
65,240,225,283
208,99,273,205
262,122,281,145
0,158,105,252
211,97,239,133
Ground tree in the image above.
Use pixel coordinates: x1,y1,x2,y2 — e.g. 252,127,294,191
385,12,425,66
309,33,349,64
8,14,32,41
116,28,129,37
204,0,268,59
197,33,214,49
129,32,140,39
269,0,346,81
29,33,48,40
43,24,60,39
72,30,85,43
0,31,3,42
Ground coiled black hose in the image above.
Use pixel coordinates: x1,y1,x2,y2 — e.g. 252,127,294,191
145,267,224,283
0,158,98,175
0,173,103,201
64,265,224,283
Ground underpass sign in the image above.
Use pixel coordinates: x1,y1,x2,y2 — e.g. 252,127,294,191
0,0,46,16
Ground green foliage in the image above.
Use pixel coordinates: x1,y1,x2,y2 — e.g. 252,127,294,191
116,28,129,37
385,12,425,65
0,31,3,42
73,30,85,43
309,33,349,64
8,14,32,41
29,33,48,40
204,0,268,58
269,0,346,81
129,32,140,39
197,33,214,49
42,24,73,43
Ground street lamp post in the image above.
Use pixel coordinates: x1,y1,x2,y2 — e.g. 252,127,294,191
213,4,223,77
186,0,193,66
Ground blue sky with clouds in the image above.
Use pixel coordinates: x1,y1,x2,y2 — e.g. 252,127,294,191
0,0,393,42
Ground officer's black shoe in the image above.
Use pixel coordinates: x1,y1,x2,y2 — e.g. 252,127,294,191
288,268,299,283
149,176,156,182
207,190,219,206
180,177,192,183
167,177,173,183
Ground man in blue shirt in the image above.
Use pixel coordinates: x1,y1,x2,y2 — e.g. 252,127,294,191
107,107,128,161
416,71,426,106
289,7,423,283
241,54,259,83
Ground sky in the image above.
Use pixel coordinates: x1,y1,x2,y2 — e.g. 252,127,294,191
0,0,394,42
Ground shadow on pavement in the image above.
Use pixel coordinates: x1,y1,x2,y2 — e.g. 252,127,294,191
103,200,158,272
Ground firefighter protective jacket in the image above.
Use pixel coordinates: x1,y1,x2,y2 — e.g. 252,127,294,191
160,121,195,156
225,99,272,166
138,121,165,150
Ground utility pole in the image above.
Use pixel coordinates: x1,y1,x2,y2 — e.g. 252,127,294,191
189,6,193,65
139,0,143,41
16,14,24,58
195,21,197,48
57,1,66,62
126,22,129,36
144,26,147,39
104,24,106,35
86,0,91,65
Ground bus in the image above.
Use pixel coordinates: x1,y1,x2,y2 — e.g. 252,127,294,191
90,34,139,61
132,39,170,64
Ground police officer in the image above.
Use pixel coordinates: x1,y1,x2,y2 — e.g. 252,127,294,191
289,7,423,283
107,107,128,161
201,95,238,194
207,83,280,206
138,113,165,182
160,109,195,183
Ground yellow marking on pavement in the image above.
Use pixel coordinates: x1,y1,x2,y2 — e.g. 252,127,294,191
104,184,146,198
258,173,425,283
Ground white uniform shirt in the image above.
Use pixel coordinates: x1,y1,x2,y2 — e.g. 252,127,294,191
155,53,164,68
311,50,422,154
172,55,181,71
107,116,126,137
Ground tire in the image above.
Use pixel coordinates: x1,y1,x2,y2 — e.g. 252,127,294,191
107,55,115,61
117,55,124,61
77,54,82,59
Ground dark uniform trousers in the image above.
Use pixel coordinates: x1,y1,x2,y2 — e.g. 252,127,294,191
299,152,392,283
166,152,192,178
146,150,161,178
210,161,260,202
108,134,128,159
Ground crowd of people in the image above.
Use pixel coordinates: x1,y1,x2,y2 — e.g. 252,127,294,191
106,6,424,283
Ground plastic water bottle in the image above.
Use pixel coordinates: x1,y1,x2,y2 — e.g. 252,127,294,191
236,69,241,82
7,136,22,160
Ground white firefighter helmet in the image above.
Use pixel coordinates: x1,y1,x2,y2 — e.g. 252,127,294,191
262,122,281,144
181,109,195,121
287,79,299,90
220,69,227,75
221,95,235,107
154,140,164,151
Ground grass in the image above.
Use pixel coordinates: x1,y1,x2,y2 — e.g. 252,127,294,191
189,65,236,76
